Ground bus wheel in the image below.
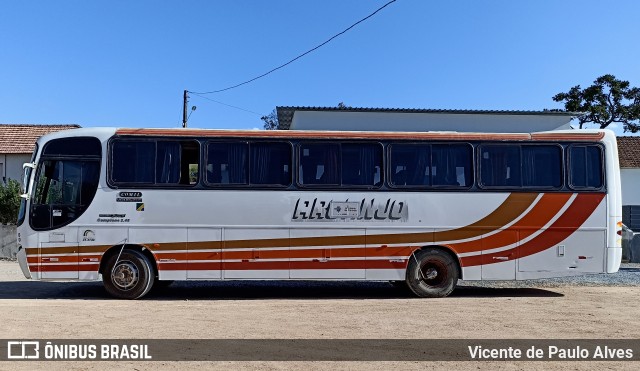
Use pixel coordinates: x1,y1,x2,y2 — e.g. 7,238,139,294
406,249,459,298
103,249,155,299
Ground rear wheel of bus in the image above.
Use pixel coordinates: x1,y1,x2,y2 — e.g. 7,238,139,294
103,249,155,299
406,249,459,298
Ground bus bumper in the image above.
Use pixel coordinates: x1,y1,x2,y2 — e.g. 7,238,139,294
16,245,32,279
607,247,622,273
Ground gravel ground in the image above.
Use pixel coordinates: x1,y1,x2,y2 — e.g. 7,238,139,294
460,263,640,289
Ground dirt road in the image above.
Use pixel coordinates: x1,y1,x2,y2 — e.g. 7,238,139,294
0,261,638,370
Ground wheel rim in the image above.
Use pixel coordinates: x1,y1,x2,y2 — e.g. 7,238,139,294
419,259,448,287
111,260,139,291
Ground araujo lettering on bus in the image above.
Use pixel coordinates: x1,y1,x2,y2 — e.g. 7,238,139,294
292,198,408,222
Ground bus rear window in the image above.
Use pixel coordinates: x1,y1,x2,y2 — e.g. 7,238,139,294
569,145,603,189
480,144,563,189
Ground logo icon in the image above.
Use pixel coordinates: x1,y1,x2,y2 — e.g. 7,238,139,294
136,203,145,212
82,230,96,242
7,341,40,359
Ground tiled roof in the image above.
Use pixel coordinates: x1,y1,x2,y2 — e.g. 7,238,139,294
0,124,81,154
275,106,579,130
617,136,640,168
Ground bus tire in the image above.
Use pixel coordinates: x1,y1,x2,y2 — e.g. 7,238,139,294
406,249,459,298
103,249,155,299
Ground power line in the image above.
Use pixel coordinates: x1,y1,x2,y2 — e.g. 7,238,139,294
189,92,262,116
190,0,397,95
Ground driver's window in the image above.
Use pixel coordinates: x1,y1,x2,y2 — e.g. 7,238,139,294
61,161,81,204
31,159,100,230
35,160,94,206
34,160,61,205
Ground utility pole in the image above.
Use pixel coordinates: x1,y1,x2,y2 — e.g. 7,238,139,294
182,90,188,128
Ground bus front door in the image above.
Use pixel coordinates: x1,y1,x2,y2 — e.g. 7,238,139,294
38,226,79,279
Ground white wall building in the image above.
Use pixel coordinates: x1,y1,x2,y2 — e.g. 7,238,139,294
618,137,640,206
276,106,577,132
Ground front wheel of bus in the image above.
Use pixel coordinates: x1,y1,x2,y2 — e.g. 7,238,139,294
406,249,459,298
103,250,155,299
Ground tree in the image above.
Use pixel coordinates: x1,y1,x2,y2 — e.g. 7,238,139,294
261,109,279,130
552,74,640,132
0,179,21,225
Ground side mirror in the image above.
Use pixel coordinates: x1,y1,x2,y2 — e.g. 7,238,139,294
21,162,37,196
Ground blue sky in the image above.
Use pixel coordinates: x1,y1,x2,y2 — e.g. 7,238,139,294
1,0,639,134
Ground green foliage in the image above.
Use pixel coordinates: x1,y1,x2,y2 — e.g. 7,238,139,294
261,109,279,130
0,179,21,225
553,74,640,132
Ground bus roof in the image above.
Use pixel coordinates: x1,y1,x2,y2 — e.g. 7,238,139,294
114,128,606,142
34,127,610,145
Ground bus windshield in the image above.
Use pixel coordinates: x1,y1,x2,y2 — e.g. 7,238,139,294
29,137,101,230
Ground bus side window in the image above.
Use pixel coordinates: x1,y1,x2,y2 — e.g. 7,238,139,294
389,144,430,187
432,144,472,187
206,142,248,185
156,142,181,183
569,145,603,189
250,142,291,186
112,141,155,183
298,143,339,186
341,143,383,187
522,145,562,188
480,145,521,187
156,140,200,185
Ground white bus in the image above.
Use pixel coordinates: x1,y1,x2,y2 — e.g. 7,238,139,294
16,127,622,299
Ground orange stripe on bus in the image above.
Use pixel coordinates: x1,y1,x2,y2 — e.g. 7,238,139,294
530,132,604,141
460,193,605,267
27,255,102,264
115,128,533,141
28,264,100,272
449,193,572,254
